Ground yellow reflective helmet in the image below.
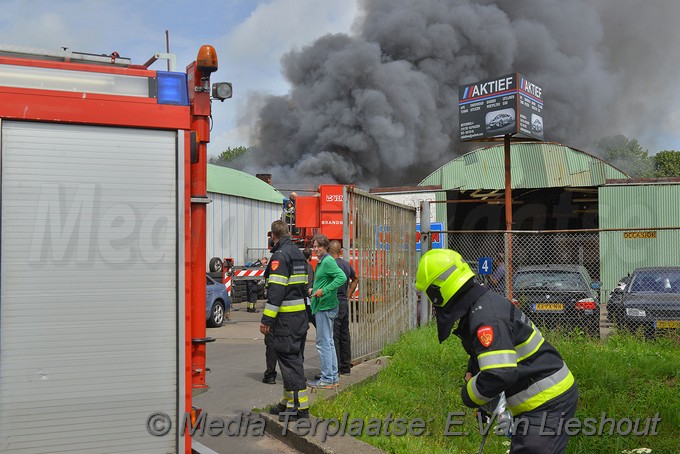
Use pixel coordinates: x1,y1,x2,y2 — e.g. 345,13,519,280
415,249,475,307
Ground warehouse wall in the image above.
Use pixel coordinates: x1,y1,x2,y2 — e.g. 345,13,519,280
599,183,680,292
206,192,282,267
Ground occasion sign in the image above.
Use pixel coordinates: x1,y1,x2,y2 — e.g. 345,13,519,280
459,73,544,141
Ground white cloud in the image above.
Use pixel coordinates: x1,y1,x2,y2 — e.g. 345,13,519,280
0,0,191,70
226,0,357,62
213,0,358,98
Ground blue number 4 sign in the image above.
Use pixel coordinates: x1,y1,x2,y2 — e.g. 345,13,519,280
478,257,493,275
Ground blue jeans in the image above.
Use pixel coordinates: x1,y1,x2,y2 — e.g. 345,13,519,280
315,305,338,382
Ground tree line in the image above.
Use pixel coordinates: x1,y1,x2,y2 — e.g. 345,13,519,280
595,135,680,179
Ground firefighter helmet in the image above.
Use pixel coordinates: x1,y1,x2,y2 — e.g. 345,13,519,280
415,249,475,307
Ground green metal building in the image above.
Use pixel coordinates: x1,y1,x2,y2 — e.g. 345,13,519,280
598,179,680,292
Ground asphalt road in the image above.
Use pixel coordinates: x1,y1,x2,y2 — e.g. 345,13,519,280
192,301,321,454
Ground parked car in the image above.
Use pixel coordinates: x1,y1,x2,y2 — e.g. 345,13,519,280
512,265,601,336
611,267,680,337
207,274,231,327
605,274,631,324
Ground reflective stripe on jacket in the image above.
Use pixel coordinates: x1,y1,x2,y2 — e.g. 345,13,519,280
261,236,308,324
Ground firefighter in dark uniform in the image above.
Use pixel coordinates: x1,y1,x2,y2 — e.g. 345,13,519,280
246,257,268,313
260,220,310,420
416,249,578,453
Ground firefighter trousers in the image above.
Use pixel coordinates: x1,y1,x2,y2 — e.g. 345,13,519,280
510,383,579,454
246,280,259,312
272,312,309,401
264,332,278,379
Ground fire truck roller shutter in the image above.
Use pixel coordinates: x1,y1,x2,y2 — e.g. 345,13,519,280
0,121,179,453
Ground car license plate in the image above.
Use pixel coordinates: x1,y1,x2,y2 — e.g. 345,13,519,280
534,303,564,311
655,320,680,329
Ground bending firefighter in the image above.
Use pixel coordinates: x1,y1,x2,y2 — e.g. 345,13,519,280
246,257,268,313
415,249,578,454
260,220,310,421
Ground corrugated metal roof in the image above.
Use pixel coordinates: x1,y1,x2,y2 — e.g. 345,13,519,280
207,164,284,204
419,142,628,190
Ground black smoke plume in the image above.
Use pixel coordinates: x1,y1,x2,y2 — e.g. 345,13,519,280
230,0,680,187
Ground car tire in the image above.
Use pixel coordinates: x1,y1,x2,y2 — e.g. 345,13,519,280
209,257,223,273
207,301,225,327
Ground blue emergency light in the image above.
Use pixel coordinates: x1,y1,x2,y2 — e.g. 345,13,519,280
156,71,189,106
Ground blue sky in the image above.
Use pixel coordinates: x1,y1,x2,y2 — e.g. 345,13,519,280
0,0,358,156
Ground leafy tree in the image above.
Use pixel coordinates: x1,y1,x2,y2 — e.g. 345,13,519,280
209,146,250,164
595,135,654,178
653,150,680,177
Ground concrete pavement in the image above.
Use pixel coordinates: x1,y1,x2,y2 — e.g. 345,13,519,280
192,300,388,454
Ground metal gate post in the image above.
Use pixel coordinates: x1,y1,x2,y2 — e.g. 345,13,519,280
343,185,351,257
419,201,431,326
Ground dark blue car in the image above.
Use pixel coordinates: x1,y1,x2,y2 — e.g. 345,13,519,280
610,267,680,338
207,274,230,327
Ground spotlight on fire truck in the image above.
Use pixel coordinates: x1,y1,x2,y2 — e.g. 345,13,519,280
211,82,233,101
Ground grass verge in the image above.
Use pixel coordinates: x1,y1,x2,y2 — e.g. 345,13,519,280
311,324,680,453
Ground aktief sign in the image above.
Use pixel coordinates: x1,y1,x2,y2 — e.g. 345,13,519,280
459,73,544,141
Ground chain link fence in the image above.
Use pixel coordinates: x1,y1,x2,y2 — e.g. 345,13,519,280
444,228,680,339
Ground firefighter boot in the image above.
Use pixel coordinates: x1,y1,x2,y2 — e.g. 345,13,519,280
269,403,287,416
278,408,309,422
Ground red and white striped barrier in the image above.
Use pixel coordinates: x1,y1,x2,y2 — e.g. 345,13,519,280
233,269,266,278
224,273,232,294
223,268,266,297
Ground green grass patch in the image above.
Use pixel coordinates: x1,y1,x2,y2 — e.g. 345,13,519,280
311,324,680,453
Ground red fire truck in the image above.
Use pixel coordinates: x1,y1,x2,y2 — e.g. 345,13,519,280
0,44,229,453
289,184,347,246
284,184,408,314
